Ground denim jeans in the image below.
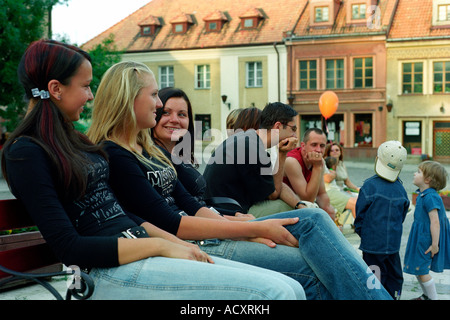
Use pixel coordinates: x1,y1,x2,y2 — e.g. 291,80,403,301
200,208,392,300
88,255,305,300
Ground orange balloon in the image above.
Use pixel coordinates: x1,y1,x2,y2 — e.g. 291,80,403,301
319,91,339,119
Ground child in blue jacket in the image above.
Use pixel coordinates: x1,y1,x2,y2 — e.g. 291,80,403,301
355,141,410,299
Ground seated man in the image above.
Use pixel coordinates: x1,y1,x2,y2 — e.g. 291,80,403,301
283,128,336,220
203,102,306,218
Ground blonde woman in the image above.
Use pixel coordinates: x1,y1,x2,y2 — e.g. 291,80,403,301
1,40,302,300
87,61,305,300
88,61,392,300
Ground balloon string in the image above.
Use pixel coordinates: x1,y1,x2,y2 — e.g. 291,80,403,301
324,119,330,143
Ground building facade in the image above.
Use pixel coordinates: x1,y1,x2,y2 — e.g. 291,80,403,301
84,0,450,161
83,0,303,148
386,0,450,162
285,0,397,160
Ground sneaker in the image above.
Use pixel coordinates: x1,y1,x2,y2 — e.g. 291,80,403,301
412,294,430,300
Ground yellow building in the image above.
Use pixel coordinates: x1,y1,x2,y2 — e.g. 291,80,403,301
83,0,303,148
386,0,450,162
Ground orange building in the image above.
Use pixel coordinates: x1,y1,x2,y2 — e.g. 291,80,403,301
285,0,398,159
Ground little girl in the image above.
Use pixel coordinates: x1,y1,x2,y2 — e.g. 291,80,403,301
404,161,450,300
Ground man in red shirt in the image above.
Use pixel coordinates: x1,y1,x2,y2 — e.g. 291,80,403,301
283,128,336,220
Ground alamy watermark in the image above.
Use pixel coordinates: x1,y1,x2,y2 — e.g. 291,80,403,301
367,265,381,290
367,5,381,30
66,265,82,290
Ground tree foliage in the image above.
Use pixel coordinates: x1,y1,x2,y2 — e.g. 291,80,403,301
0,0,65,131
0,0,122,133
75,35,123,133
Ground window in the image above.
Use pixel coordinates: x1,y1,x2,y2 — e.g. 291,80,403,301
208,22,217,31
434,61,450,93
195,114,212,141
438,4,450,21
315,6,329,22
246,62,263,88
432,61,450,93
351,3,366,19
354,113,372,148
299,60,317,90
403,121,422,155
142,26,151,35
195,65,210,89
402,62,423,94
326,59,344,89
244,19,254,28
159,66,174,89
354,57,373,88
174,24,184,33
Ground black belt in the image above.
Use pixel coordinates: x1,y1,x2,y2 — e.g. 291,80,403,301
116,226,149,239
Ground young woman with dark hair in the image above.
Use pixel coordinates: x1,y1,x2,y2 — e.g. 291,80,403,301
1,40,304,300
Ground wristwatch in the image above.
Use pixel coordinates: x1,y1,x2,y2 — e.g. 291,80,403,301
295,201,306,209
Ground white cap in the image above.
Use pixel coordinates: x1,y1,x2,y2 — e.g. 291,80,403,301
375,140,407,182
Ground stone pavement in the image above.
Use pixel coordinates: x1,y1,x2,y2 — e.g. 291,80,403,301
0,160,449,300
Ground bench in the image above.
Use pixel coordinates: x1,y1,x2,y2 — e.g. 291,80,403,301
0,198,94,300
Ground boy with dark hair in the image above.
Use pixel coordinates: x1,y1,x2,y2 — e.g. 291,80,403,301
259,102,299,130
204,102,304,217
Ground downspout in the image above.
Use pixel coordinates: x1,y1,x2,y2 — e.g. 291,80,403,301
287,1,309,104
273,42,280,101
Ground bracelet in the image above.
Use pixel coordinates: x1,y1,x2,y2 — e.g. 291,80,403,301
295,201,306,209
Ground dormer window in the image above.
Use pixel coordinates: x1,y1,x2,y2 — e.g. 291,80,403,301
170,13,194,34
174,24,184,33
432,0,450,28
351,3,366,19
239,8,264,30
244,18,255,28
203,10,228,32
315,6,329,22
346,0,377,25
139,15,161,36
310,0,341,27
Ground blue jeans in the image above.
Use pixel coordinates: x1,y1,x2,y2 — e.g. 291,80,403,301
200,208,392,300
88,256,305,300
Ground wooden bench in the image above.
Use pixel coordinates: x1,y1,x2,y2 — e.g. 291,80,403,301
0,198,94,300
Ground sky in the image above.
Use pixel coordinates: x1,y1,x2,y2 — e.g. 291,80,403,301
52,0,151,45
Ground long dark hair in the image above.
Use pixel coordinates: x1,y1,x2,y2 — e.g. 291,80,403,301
1,39,104,200
151,87,196,166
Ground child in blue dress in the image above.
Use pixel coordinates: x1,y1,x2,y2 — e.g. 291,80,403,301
404,161,450,300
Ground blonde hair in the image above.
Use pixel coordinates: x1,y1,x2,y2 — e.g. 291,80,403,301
226,109,242,130
418,160,448,191
87,61,173,170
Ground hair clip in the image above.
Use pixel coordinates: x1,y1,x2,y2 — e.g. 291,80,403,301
31,88,50,99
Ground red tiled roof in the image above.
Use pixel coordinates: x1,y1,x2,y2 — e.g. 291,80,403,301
170,13,193,24
239,7,264,19
291,0,396,38
203,10,228,22
139,15,161,26
83,0,308,51
388,0,450,39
